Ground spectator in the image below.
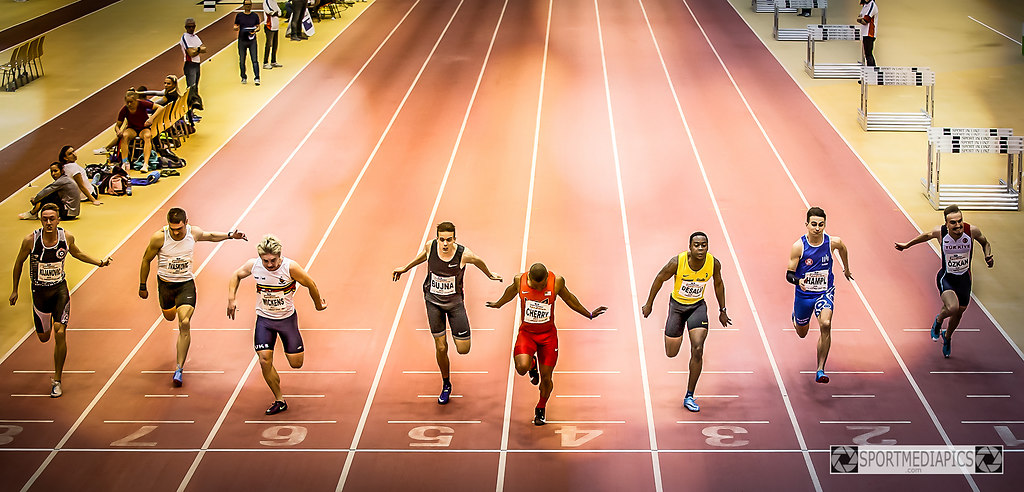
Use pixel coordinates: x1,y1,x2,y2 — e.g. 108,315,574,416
235,0,261,85
19,162,81,221
289,0,309,41
115,89,162,166
857,0,878,67
57,146,102,207
138,75,181,106
263,0,283,70
181,18,206,111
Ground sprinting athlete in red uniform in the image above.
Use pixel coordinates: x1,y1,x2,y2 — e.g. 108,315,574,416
487,263,607,426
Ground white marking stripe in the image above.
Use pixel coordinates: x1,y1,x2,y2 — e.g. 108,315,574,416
13,370,94,374
557,328,617,331
546,420,625,424
677,420,770,424
555,395,601,398
820,421,911,424
104,420,194,424
962,421,1024,424
417,395,463,398
280,370,355,374
144,395,189,398
387,420,482,424
402,370,487,374
182,329,248,331
0,420,53,423
304,328,371,331
967,16,1023,46
669,370,752,374
799,371,882,374
784,328,861,332
553,370,619,374
931,371,1012,374
965,395,1011,398
140,370,224,374
282,395,325,398
243,420,337,424
415,328,496,331
832,395,875,398
10,395,49,398
66,328,131,331
694,395,739,398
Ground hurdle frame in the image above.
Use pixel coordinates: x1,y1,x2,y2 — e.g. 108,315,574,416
804,25,862,78
923,128,1022,211
753,0,795,14
858,66,935,132
774,0,827,41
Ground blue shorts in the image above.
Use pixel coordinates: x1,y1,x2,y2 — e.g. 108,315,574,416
936,269,971,307
792,287,834,326
254,312,304,354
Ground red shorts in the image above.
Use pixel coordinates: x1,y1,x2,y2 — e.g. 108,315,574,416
514,328,558,367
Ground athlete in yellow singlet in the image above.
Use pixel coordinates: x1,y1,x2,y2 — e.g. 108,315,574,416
642,232,730,412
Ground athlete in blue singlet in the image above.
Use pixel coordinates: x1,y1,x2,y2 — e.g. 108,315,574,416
895,205,993,358
786,207,852,383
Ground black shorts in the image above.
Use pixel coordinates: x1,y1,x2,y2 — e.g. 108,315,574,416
254,313,304,354
936,269,972,307
32,281,70,334
158,278,197,311
664,298,708,338
425,299,471,340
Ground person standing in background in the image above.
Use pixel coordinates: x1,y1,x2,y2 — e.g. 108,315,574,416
180,18,206,111
857,0,878,66
263,0,283,70
235,0,261,86
289,0,309,41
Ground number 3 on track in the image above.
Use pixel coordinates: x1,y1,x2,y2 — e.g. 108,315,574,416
0,425,24,446
555,426,602,447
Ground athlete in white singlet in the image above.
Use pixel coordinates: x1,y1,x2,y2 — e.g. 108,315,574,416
228,235,326,415
140,207,247,386
896,204,993,358
10,203,112,397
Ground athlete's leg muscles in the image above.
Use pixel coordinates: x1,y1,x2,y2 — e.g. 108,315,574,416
946,306,968,336
513,353,533,375
52,321,67,381
538,363,555,401
161,308,177,321
816,308,833,371
686,328,709,394
447,304,471,355
793,322,810,339
257,349,283,401
453,338,471,355
664,335,684,358
175,305,195,368
284,351,304,369
937,290,959,321
433,334,450,379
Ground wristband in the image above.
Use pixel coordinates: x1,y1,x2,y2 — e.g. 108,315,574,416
719,307,728,313
786,270,799,285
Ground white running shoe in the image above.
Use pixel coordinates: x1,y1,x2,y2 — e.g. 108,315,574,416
50,379,62,398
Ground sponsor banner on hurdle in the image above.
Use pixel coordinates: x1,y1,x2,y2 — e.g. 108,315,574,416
804,25,861,79
830,445,1004,475
924,127,1022,211
774,0,827,41
858,66,935,132
753,0,796,14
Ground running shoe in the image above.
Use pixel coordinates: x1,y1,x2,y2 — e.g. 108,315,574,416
438,383,452,405
18,211,37,220
683,395,700,412
50,379,62,398
265,400,288,415
263,63,272,70
241,78,247,85
931,315,942,341
172,368,183,387
255,78,261,86
271,62,283,68
528,355,540,386
815,370,830,384
941,331,951,358
533,407,546,426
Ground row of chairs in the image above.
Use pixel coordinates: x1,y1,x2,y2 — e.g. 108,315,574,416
126,87,194,162
315,0,356,21
1,35,45,92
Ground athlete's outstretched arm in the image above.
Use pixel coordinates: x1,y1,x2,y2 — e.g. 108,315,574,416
139,232,164,299
894,227,940,251
291,262,328,310
971,227,994,267
556,276,608,320
462,248,502,281
832,236,853,280
785,240,803,287
486,274,520,309
712,258,731,327
66,232,112,268
393,241,430,281
9,235,32,306
641,256,677,318
193,226,247,243
227,259,256,320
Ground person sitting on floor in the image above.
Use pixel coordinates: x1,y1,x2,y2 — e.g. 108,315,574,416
19,162,81,221
57,146,102,207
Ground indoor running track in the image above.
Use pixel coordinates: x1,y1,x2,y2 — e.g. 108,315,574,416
1,1,1022,491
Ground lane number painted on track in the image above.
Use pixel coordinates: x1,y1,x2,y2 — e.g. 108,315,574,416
848,425,896,445
260,425,308,447
110,425,159,447
409,426,454,447
0,425,24,446
702,425,749,447
995,426,1024,447
555,426,603,447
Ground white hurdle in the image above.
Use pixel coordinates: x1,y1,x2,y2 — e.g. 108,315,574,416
804,25,861,78
923,127,1023,211
752,0,795,14
858,66,935,132
774,0,827,41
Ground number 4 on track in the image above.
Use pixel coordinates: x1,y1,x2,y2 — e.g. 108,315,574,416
555,426,602,447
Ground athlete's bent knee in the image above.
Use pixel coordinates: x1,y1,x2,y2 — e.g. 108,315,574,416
162,310,176,321
53,323,66,336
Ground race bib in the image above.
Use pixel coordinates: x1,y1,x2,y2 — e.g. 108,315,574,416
261,291,288,312
677,280,706,300
802,270,828,292
523,299,551,324
429,273,456,296
945,253,970,275
168,256,192,274
37,261,64,283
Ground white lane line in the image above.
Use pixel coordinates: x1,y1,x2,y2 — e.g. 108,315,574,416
144,395,189,398
0,420,53,423
677,420,770,424
553,370,620,374
279,370,356,374
785,328,861,332
415,328,496,331
962,421,1024,424
799,371,882,374
496,1,550,489
820,421,911,424
305,328,371,331
387,420,482,424
402,370,488,374
695,395,740,398
965,395,1010,398
417,394,463,398
66,328,131,332
546,420,626,424
832,395,875,398
282,394,325,398
555,395,601,398
334,3,511,491
183,328,248,332
243,420,337,424
968,16,1023,45
140,370,224,374
647,2,819,489
930,371,1012,375
904,328,978,332
103,420,194,424
10,394,49,397
13,370,94,374
669,370,753,374
556,328,618,331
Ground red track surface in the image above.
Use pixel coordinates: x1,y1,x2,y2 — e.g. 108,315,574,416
1,1,1021,490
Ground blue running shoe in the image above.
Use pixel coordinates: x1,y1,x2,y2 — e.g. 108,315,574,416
931,316,942,341
815,370,829,384
438,383,452,405
941,331,951,358
172,368,183,387
683,395,700,412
